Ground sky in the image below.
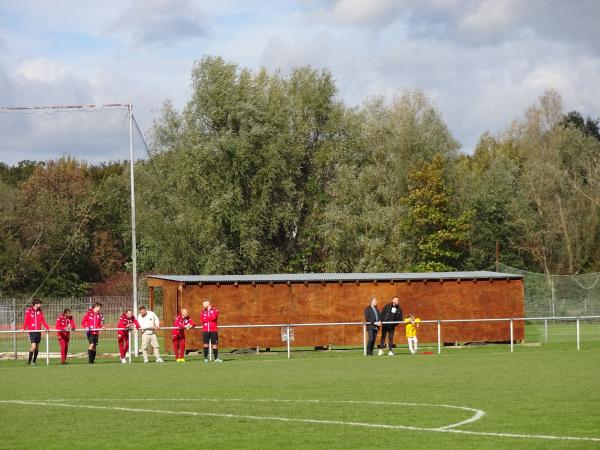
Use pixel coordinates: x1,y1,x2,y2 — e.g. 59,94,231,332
0,0,599,164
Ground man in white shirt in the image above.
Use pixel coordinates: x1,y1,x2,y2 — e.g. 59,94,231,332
137,306,164,363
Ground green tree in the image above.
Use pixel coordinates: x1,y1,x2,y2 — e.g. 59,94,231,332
0,180,23,295
399,155,471,271
138,56,343,274
320,90,460,271
15,158,94,296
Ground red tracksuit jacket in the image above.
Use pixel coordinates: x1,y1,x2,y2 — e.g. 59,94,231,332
172,315,196,338
56,314,76,339
200,307,219,332
117,314,140,336
82,309,104,335
23,307,49,331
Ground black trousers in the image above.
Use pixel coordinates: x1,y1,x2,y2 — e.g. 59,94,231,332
379,326,396,351
367,328,378,355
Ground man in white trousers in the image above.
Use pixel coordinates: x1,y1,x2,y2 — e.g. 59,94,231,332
137,306,164,363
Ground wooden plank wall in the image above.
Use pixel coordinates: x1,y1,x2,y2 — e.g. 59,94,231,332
159,279,524,352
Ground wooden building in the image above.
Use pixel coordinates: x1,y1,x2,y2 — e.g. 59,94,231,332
146,271,524,353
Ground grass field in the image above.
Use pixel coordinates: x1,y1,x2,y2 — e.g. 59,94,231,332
1,340,599,449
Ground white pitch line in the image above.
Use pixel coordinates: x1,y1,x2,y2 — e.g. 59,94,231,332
36,397,484,430
1,399,599,443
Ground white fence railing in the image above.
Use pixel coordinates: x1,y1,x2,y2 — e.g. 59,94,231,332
1,315,599,364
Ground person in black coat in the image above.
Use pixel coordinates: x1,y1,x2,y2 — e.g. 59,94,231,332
378,296,403,355
363,297,381,355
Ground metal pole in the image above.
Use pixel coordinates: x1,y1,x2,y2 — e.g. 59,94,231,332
286,325,291,359
509,319,514,353
550,278,556,317
12,298,16,360
208,339,213,361
45,330,50,365
437,320,441,354
544,318,548,343
495,240,500,272
362,323,367,356
128,104,139,357
576,318,580,351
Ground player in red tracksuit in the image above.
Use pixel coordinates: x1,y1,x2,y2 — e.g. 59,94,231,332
21,299,50,365
200,300,221,362
172,308,195,362
117,309,140,363
56,309,76,364
81,302,105,364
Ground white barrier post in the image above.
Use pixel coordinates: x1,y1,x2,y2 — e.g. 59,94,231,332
286,325,291,359
509,319,514,353
362,323,367,356
576,318,580,351
12,298,17,360
45,330,50,365
437,320,441,354
208,339,213,361
544,318,548,343
128,328,132,363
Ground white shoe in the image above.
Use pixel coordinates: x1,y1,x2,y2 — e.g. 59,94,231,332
388,351,394,356
377,349,384,356
143,358,148,363
156,358,164,363
215,358,223,363
121,358,127,364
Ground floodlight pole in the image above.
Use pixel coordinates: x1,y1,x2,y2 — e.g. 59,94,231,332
128,104,139,356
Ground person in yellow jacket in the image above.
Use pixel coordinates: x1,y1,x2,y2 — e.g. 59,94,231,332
404,315,421,354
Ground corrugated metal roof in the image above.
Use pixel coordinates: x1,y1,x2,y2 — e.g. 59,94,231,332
147,271,522,285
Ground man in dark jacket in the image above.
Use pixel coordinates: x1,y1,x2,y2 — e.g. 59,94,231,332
363,297,381,356
378,296,403,356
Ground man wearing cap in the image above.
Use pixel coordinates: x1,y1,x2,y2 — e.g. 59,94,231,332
137,306,164,363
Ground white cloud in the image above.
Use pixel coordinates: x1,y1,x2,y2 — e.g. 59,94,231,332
459,0,518,34
260,33,332,70
17,59,70,83
326,0,402,26
110,0,210,47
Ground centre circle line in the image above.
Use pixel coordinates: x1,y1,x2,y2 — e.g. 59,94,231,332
2,399,598,443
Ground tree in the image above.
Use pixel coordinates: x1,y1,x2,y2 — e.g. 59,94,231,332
15,158,94,296
320,90,460,271
0,180,23,295
562,111,600,142
399,155,471,271
138,56,343,274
